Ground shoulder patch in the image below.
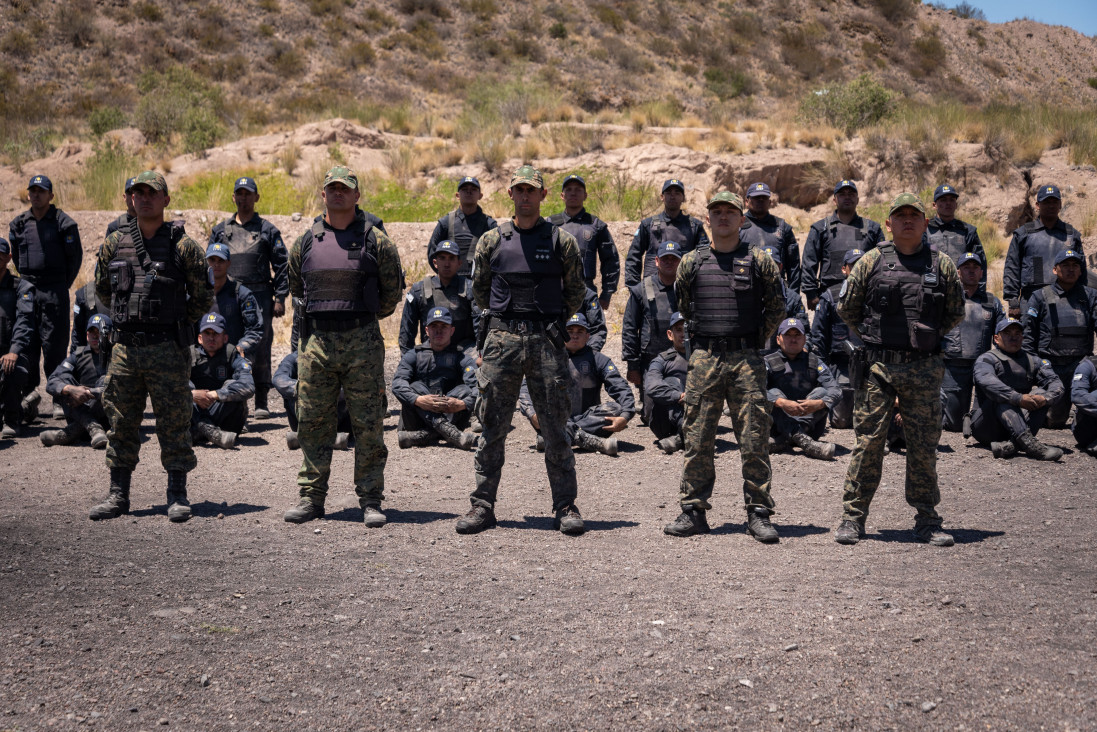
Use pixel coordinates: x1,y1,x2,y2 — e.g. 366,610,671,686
1027,308,1039,318
1074,373,1084,381
406,292,414,302
839,280,848,298
62,361,73,369
817,365,826,372
1041,359,1050,367
73,304,81,314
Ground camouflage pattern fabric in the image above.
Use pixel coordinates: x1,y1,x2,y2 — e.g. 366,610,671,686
296,323,388,507
678,348,774,513
840,357,945,526
472,329,577,512
103,341,196,472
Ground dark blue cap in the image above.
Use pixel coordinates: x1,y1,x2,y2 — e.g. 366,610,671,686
762,246,782,266
206,242,230,260
995,316,1023,334
778,318,806,335
234,176,258,193
426,306,452,326
933,183,958,201
561,174,586,189
124,176,138,192
833,179,857,194
1037,184,1061,202
566,313,590,330
458,176,481,190
843,248,865,266
86,314,112,332
662,178,685,193
433,240,459,257
1054,249,1083,265
657,240,683,259
957,252,983,268
200,312,227,333
0,238,9,255
669,312,685,328
747,182,771,198
28,174,52,191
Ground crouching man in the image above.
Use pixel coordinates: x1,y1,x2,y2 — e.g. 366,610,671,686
643,312,689,454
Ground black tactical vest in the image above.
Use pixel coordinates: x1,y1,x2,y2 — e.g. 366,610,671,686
70,345,110,385
223,218,270,288
690,246,762,338
567,347,601,416
741,215,784,252
825,283,860,355
212,280,248,346
640,276,676,356
414,344,464,394
765,351,821,400
927,223,968,267
108,223,188,328
300,218,380,315
14,209,67,280
447,209,480,275
821,215,871,285
192,346,236,391
550,212,598,286
659,348,689,387
943,290,996,361
488,220,564,316
645,214,692,280
421,275,474,342
860,243,947,352
1020,221,1083,291
1040,285,1094,359
987,348,1041,394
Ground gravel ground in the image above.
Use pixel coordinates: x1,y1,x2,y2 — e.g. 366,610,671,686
2,338,1096,731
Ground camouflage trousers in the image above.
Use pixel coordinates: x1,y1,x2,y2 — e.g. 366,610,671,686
296,323,387,507
678,348,773,513
103,341,196,473
842,356,944,525
473,329,577,513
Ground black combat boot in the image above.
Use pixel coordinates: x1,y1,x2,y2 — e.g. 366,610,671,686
663,507,710,537
40,424,80,447
991,440,1017,459
253,389,271,420
166,471,192,523
397,430,435,448
912,523,954,546
362,503,387,528
196,420,236,449
1014,430,1062,461
746,508,779,544
657,434,683,454
433,419,477,450
20,391,41,423
573,429,618,456
789,432,836,461
284,499,324,523
285,431,300,450
553,504,585,535
834,518,865,545
455,505,496,534
89,468,131,520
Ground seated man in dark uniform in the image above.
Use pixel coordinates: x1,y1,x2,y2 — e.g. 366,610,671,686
391,306,479,450
643,312,689,454
189,312,255,449
1072,356,1097,456
42,314,113,448
809,248,864,428
971,317,1065,461
0,237,37,439
766,318,841,460
521,313,634,456
204,242,264,365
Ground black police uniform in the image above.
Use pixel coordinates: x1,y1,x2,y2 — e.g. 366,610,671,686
398,274,478,354
643,346,687,439
427,207,497,276
765,349,841,440
189,343,255,435
1022,281,1097,428
1071,356,1097,450
763,281,807,354
625,211,709,287
741,212,801,292
622,275,676,406
809,282,861,428
927,216,986,284
549,209,619,303
46,342,111,432
940,287,1003,431
206,278,264,361
971,347,1064,444
1003,218,1084,311
71,281,110,354
392,343,478,432
0,267,36,430
801,214,883,304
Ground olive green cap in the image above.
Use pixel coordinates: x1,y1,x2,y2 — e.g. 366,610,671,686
509,164,544,190
888,192,926,217
706,190,744,212
133,170,168,193
323,165,359,190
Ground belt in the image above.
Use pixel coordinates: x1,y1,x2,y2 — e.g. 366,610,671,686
113,329,176,346
691,334,757,353
865,348,937,364
307,315,376,332
489,316,555,335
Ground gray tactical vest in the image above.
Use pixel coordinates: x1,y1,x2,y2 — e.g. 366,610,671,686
1019,221,1083,293
861,243,946,352
300,218,380,315
420,275,475,345
765,350,821,400
223,218,271,289
488,220,564,316
413,344,464,394
640,275,676,357
1040,285,1093,359
550,212,598,286
943,290,996,361
821,215,871,286
690,246,762,338
987,348,1042,394
567,347,601,416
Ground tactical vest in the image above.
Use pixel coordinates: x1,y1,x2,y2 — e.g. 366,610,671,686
421,275,474,344
108,223,188,328
192,346,236,391
223,218,270,288
860,242,947,352
821,215,871,285
645,214,693,279
742,214,784,251
690,246,763,338
550,212,599,285
488,220,564,316
82,281,107,317
0,276,19,354
825,283,858,355
765,351,821,400
927,222,969,267
640,276,676,356
447,209,479,274
943,291,996,360
413,344,464,394
212,281,248,346
567,348,601,416
988,348,1041,394
70,345,110,385
1020,221,1083,291
659,348,689,388
300,218,380,315
14,209,66,280
1040,285,1094,359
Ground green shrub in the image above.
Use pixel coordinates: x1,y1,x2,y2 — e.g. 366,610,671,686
134,66,226,147
89,106,126,137
593,3,625,32
952,2,986,20
800,74,896,136
461,0,498,20
80,140,137,209
134,2,163,21
346,40,376,68
779,22,827,79
549,21,567,39
397,0,451,18
870,0,916,22
912,32,946,75
1088,78,1097,90
704,67,754,101
268,41,306,77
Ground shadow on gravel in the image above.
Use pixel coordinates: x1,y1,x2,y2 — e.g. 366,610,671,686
871,527,1005,544
128,502,269,518
493,516,640,532
714,437,740,454
776,523,832,538
322,507,459,524
234,435,270,447
937,444,955,453
243,422,282,434
615,441,644,454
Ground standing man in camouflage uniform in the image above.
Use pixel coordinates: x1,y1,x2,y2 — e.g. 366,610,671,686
89,171,213,523
283,166,404,528
624,179,709,287
457,165,587,536
834,193,965,547
927,184,986,283
665,191,785,541
208,176,288,419
549,174,619,309
739,182,801,293
801,180,884,310
1004,184,1084,317
8,174,83,419
0,238,36,439
427,176,498,277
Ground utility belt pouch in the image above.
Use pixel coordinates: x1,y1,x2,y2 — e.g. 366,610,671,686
546,321,565,350
109,260,134,295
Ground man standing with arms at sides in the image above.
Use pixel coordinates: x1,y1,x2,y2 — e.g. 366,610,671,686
665,192,785,541
208,176,289,419
105,176,138,239
739,182,801,293
927,184,986,282
88,171,213,522
427,176,498,277
549,174,619,309
801,180,884,310
8,175,83,420
622,241,681,412
456,165,587,536
283,167,404,528
1004,184,1084,318
624,179,709,287
834,193,965,547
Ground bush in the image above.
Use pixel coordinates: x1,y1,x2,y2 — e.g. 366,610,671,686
134,66,226,148
346,40,376,68
871,0,916,22
56,0,97,48
704,67,754,101
549,21,567,39
89,106,126,137
1088,78,1097,90
952,2,986,20
799,74,895,136
80,140,137,209
912,32,946,76
134,2,162,21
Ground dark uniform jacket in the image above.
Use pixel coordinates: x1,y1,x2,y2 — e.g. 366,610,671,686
809,284,862,364
208,214,289,300
391,343,478,411
398,274,478,354
1022,282,1097,363
427,207,497,275
625,211,709,287
927,216,985,283
1003,217,1084,305
521,345,635,420
189,344,255,402
765,350,841,407
643,347,688,407
208,278,264,357
46,345,110,398
273,351,299,400
71,281,110,353
1072,357,1097,420
973,347,1064,408
801,213,884,301
622,275,677,369
942,288,1003,362
577,286,608,352
548,208,619,302
740,212,801,292
0,271,36,357
7,205,82,287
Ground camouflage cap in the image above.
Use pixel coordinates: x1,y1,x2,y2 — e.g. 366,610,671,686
509,165,544,189
133,170,168,193
706,190,744,211
887,192,925,217
323,165,359,190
